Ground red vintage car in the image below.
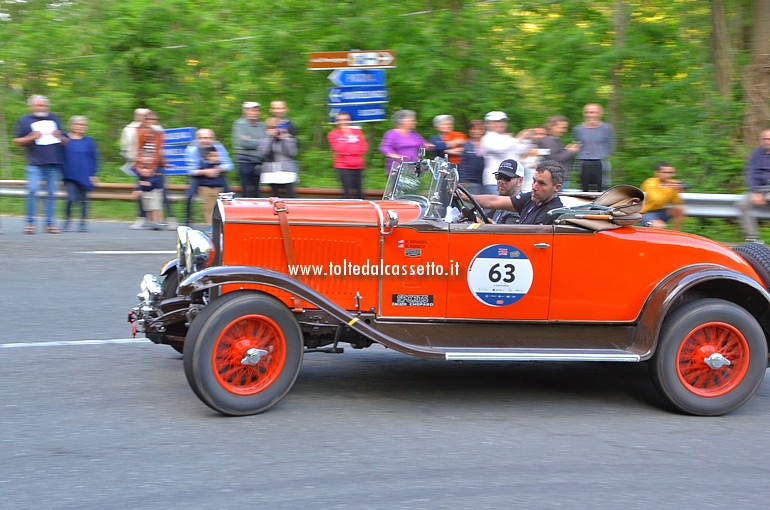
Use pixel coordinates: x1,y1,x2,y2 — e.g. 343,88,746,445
131,154,770,416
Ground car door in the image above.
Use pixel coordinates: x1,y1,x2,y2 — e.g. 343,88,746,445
378,221,449,318
445,223,554,320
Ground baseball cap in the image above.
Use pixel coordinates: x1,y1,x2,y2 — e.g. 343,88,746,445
495,159,524,179
484,111,508,122
242,101,261,108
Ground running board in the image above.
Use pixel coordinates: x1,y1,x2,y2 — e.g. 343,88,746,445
442,349,641,362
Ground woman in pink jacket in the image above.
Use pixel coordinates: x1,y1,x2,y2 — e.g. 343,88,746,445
328,112,369,199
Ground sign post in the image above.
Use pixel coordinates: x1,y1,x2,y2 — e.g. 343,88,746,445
308,50,396,124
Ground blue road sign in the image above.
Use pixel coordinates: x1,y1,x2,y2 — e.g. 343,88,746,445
162,145,193,175
163,127,196,145
328,104,387,123
328,69,386,87
328,86,388,105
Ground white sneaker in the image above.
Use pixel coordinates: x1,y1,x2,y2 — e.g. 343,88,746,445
130,218,146,230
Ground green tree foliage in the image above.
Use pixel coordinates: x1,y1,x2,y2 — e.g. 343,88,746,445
0,0,765,194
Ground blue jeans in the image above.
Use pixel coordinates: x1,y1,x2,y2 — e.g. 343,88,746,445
26,164,62,226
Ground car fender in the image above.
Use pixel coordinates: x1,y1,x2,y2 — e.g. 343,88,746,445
159,258,178,277
177,265,444,359
633,264,770,361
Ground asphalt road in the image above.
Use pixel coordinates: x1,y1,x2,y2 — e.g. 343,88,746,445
2,215,769,509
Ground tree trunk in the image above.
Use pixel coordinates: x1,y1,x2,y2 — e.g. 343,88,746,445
742,0,770,143
610,0,628,147
711,0,733,97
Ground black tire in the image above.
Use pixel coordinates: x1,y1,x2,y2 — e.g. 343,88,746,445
732,242,770,288
650,298,767,416
182,291,303,416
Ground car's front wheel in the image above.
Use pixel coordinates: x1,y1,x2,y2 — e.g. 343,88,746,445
650,299,767,416
183,291,303,416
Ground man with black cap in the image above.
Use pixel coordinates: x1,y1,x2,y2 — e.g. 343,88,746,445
466,159,565,225
490,159,524,224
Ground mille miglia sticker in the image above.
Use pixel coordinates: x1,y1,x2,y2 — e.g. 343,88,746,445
392,294,434,307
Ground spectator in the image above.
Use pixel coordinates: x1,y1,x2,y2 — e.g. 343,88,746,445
458,120,486,194
737,129,770,243
521,126,547,194
573,103,615,192
232,101,266,198
184,129,233,228
259,117,299,198
640,162,686,230
62,116,99,232
269,100,298,137
133,110,167,229
12,94,68,234
539,115,581,186
120,108,148,176
466,160,565,225
132,152,165,230
490,159,524,224
480,111,531,194
328,111,368,199
429,114,467,165
379,109,432,175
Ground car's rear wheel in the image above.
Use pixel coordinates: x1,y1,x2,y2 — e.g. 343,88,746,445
183,291,303,416
651,299,767,416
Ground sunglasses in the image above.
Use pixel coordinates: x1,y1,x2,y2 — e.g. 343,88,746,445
494,174,512,182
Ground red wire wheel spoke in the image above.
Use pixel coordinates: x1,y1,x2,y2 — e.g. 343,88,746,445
212,314,287,396
675,322,750,398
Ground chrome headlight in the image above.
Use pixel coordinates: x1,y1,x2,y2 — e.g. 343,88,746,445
138,274,163,305
184,229,216,275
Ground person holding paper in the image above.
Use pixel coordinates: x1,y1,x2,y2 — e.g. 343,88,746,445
13,95,68,234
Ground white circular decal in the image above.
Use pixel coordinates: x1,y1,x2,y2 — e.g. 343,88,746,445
467,244,534,306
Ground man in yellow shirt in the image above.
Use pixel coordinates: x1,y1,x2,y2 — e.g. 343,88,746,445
640,162,686,230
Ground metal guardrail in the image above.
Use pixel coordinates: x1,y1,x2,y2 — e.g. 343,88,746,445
1,180,768,220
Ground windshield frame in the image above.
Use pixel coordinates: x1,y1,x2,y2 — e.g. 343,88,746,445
382,155,459,220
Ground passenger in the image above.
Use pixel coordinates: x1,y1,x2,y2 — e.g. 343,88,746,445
490,159,524,224
737,129,770,243
640,162,686,230
466,160,565,225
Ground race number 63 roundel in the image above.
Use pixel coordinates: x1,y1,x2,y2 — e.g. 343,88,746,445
467,244,534,306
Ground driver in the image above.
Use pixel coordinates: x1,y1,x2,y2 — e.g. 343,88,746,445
466,160,565,225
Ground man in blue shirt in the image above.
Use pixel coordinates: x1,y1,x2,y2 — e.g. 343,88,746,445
13,95,69,234
185,128,233,228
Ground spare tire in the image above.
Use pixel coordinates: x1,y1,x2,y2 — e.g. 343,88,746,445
732,242,770,288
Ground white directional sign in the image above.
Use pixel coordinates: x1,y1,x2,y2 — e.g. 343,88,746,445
308,50,396,70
